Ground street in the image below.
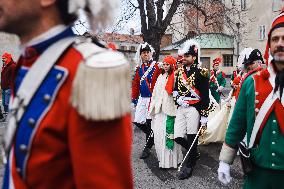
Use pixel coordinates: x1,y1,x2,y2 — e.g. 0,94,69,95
132,127,243,189
0,119,244,189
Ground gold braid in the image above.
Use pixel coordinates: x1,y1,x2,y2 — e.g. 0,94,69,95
177,68,190,96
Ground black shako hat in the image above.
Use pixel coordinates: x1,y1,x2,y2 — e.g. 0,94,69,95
243,49,264,65
140,44,152,54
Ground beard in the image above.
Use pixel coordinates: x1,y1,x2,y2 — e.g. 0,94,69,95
274,69,284,99
272,46,284,64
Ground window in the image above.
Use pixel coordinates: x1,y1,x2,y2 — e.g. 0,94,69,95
259,25,266,40
120,46,127,50
272,0,283,12
223,54,233,67
130,46,136,51
241,0,246,10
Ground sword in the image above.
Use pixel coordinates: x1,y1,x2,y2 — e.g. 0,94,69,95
178,125,206,172
142,130,154,152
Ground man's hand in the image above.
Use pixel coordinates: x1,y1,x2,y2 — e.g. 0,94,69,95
218,161,232,185
177,96,189,108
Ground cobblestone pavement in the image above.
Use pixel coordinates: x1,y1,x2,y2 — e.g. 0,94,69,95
132,127,243,189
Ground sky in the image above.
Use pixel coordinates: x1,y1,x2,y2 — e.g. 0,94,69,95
72,1,141,35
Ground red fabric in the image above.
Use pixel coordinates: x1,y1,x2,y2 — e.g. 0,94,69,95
264,7,284,64
253,70,284,144
2,52,12,63
163,56,177,95
221,71,226,78
213,57,222,67
233,70,238,78
131,68,141,100
131,62,161,100
275,100,284,134
232,76,241,97
107,42,117,51
11,47,133,189
165,72,175,95
1,60,16,89
255,99,284,144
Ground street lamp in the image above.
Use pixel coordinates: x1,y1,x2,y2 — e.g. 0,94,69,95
236,22,240,59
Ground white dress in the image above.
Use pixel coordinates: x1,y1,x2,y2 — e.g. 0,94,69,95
149,73,183,168
199,90,236,145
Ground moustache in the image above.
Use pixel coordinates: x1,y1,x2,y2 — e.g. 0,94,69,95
274,46,284,54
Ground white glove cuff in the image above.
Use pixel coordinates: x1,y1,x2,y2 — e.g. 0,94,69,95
219,143,237,165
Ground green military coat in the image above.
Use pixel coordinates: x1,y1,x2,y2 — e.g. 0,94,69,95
209,70,226,103
224,70,284,189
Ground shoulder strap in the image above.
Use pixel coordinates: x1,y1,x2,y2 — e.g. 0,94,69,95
140,61,156,84
4,37,76,154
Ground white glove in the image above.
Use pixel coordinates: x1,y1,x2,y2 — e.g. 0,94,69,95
218,161,232,185
172,91,179,98
217,86,224,92
200,116,208,125
131,103,136,109
177,97,189,108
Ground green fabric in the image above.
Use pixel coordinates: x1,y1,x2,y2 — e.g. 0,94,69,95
209,71,226,103
243,165,284,189
166,115,175,150
225,76,284,170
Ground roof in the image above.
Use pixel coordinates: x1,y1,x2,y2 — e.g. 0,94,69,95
162,33,234,51
97,33,172,48
98,33,143,44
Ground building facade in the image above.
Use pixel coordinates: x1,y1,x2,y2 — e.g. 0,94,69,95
226,0,283,54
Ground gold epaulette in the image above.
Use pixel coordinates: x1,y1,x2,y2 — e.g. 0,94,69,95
200,68,209,78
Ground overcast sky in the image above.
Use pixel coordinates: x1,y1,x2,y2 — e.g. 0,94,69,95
72,1,141,35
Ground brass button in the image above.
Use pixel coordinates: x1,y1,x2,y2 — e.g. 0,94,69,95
43,94,51,102
56,73,63,81
28,118,36,127
19,144,28,153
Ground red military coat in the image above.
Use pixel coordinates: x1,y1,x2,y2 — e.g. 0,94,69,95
3,28,133,189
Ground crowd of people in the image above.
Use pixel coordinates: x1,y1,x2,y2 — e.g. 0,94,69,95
132,8,284,187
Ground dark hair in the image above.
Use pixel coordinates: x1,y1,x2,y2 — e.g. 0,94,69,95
161,65,174,75
56,0,78,25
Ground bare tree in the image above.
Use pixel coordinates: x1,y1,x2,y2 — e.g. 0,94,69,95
135,0,181,60
114,0,244,60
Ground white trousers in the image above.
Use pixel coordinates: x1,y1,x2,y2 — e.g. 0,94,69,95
134,97,151,124
174,106,200,138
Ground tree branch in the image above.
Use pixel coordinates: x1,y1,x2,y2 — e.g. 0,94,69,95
162,0,181,31
138,0,148,34
146,0,157,28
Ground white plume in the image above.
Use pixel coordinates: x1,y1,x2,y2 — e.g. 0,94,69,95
134,42,155,66
237,47,253,68
178,39,201,64
68,0,120,30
